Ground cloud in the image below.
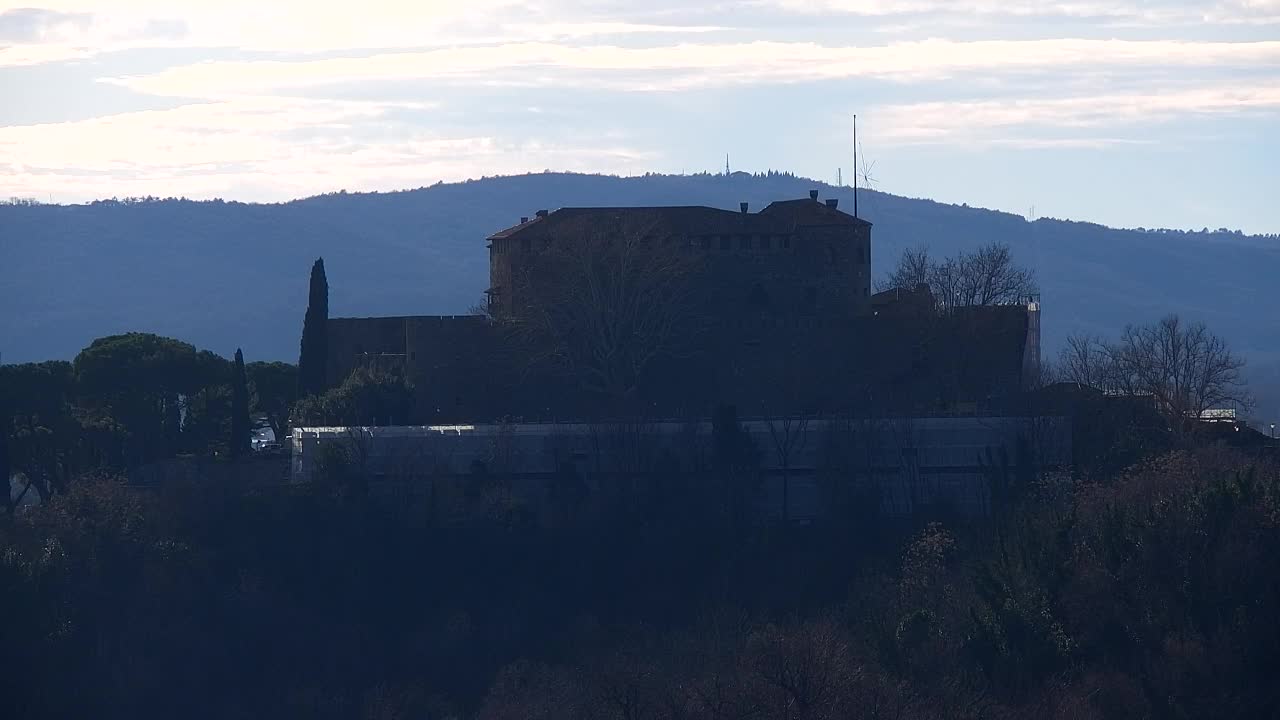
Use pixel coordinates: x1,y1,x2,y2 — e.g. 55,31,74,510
5,0,1276,72
872,84,1280,145
5,0,1280,221
0,7,91,42
0,96,652,201
767,0,1280,25
0,43,92,65
515,22,727,39
0,2,730,68
0,5,191,66
1205,0,1280,23
101,38,1280,98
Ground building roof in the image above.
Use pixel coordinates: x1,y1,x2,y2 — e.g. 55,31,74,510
487,196,871,241
759,198,873,227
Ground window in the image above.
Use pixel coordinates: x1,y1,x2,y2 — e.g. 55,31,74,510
761,236,771,250
699,236,711,250
720,236,731,251
521,237,531,252
783,236,792,249
740,235,750,250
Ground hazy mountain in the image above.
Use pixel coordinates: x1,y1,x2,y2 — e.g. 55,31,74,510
3,171,1277,419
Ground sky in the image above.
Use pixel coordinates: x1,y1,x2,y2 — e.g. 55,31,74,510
1,0,1278,234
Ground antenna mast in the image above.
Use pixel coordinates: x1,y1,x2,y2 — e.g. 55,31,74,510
725,154,730,175
852,114,859,218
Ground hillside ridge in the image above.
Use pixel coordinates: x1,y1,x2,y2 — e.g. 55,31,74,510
3,171,1277,418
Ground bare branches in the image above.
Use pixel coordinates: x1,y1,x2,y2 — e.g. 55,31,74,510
881,242,1037,311
878,246,931,294
1057,334,1110,389
1113,315,1250,427
506,214,706,405
1057,315,1250,434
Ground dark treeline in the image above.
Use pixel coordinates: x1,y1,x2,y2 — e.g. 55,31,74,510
0,333,296,508
3,319,1279,718
2,438,1278,718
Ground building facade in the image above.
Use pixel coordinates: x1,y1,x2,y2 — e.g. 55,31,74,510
291,415,1071,520
485,192,872,323
325,190,1039,422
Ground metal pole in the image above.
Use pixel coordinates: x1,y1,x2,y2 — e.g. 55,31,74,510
852,114,858,218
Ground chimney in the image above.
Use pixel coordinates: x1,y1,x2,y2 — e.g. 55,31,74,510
535,209,548,218
740,202,749,214
520,216,529,224
825,198,839,209
809,189,819,201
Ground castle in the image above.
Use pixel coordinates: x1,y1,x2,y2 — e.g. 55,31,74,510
325,190,1038,422
485,191,872,322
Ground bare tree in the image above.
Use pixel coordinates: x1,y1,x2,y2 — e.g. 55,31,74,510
877,246,932,293
1111,315,1250,433
1056,333,1111,389
506,213,706,407
762,410,809,524
954,242,1037,307
880,242,1037,312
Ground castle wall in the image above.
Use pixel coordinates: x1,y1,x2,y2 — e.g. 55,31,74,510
324,197,1032,424
325,316,408,389
404,315,502,421
291,415,1072,520
492,228,869,321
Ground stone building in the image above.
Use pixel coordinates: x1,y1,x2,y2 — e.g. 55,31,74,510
325,190,1039,422
485,191,872,322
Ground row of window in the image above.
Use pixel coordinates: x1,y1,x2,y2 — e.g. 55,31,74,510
495,234,868,262
495,234,797,253
698,234,794,251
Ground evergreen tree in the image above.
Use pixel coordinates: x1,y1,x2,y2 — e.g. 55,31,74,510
298,258,329,397
0,410,10,515
231,349,250,458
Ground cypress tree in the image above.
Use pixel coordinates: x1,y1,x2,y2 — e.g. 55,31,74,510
231,348,250,458
1,417,10,515
298,258,329,397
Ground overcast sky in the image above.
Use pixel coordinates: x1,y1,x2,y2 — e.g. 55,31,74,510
2,1,1278,233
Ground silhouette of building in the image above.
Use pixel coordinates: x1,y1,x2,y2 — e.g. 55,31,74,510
486,192,872,321
325,190,1040,421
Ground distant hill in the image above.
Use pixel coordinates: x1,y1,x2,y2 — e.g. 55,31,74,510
3,171,1278,420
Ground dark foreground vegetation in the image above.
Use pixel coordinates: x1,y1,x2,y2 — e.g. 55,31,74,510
3,234,1276,718
3,251,1276,719
3,439,1279,719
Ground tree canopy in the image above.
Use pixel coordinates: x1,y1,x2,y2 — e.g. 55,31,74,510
247,360,298,443
298,258,329,398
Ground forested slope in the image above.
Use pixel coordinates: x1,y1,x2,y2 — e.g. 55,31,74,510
3,171,1277,416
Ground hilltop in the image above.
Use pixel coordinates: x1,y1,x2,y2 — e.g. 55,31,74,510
2,171,1277,418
